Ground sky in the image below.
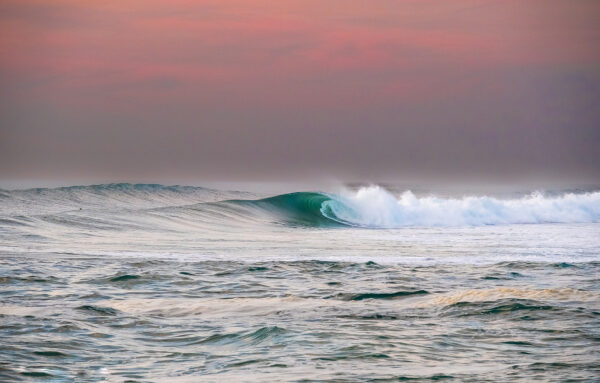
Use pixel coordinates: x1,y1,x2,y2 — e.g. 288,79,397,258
1,0,599,186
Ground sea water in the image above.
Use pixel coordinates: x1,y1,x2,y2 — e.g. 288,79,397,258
1,183,599,382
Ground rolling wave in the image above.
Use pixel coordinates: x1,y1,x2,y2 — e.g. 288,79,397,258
2,183,600,229
223,185,600,228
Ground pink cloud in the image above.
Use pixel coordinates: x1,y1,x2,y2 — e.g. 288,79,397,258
1,0,599,109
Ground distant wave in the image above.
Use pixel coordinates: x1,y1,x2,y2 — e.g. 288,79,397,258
2,182,210,194
224,186,600,228
0,183,249,216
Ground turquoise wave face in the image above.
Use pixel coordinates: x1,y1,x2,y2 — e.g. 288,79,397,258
223,192,344,227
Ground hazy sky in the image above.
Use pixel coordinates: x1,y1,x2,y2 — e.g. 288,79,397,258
1,0,599,185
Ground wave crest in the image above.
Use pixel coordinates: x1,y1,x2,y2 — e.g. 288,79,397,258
229,186,600,228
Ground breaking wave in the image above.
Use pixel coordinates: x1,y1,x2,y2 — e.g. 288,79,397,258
225,185,600,228
2,183,599,229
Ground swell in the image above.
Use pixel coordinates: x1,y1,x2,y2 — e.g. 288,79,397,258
2,183,600,230
0,183,246,217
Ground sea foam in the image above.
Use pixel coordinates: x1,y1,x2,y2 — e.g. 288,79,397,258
321,186,600,227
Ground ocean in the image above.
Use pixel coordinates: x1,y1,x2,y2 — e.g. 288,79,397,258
1,183,599,382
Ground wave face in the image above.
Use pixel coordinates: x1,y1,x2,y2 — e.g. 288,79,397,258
228,186,600,228
222,192,339,227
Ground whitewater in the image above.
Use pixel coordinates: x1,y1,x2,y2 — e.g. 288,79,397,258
1,183,599,381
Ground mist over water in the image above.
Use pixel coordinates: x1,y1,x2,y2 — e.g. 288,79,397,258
1,183,600,381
